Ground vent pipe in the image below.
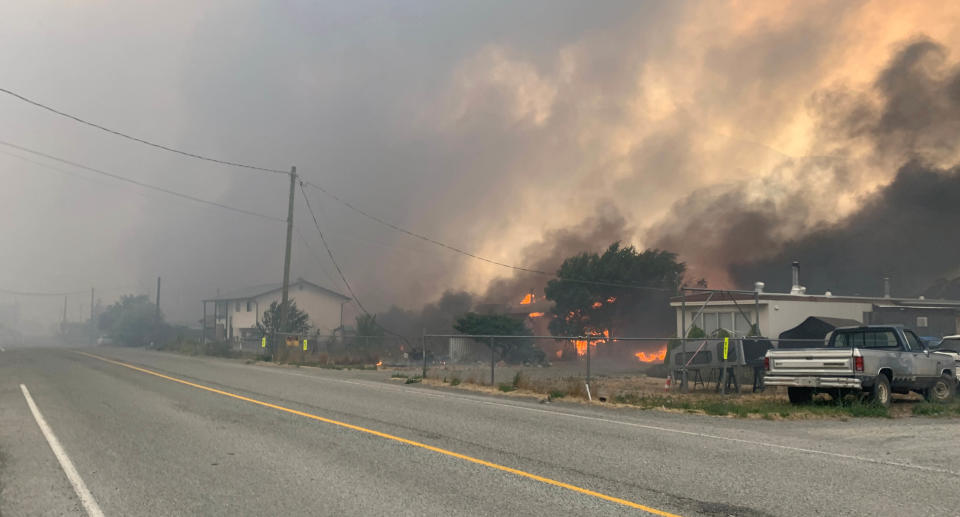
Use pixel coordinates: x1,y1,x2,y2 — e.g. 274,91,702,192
883,276,891,298
790,261,805,295
754,281,765,293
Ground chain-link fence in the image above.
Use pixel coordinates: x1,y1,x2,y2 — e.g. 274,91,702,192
224,330,831,398
413,334,832,398
235,332,414,365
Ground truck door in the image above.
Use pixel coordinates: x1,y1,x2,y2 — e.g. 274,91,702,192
864,329,912,388
904,329,936,387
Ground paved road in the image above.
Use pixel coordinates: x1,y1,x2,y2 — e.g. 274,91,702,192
1,346,958,516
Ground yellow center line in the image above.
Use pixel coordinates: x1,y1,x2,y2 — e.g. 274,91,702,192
76,351,680,516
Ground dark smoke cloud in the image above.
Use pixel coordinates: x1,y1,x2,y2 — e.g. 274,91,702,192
651,38,960,297
481,205,632,304
732,161,960,296
376,206,632,337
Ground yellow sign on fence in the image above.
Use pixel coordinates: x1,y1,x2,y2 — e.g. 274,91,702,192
302,339,308,351
261,337,266,348
723,337,729,361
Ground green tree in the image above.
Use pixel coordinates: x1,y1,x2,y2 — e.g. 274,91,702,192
257,299,310,336
544,242,686,337
453,312,544,364
98,295,166,347
355,313,384,337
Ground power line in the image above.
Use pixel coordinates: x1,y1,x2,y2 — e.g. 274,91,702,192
0,287,88,297
298,182,369,314
298,183,411,343
300,180,546,275
0,140,285,223
0,87,288,175
293,226,342,291
300,180,672,292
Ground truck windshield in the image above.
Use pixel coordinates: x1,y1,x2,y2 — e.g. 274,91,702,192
829,330,900,349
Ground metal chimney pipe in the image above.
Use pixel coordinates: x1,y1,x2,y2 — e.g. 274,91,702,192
883,276,891,298
791,261,800,292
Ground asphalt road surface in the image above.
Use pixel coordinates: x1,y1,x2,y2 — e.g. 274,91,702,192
1,346,958,516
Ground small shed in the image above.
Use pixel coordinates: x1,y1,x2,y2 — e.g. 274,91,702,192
777,316,861,348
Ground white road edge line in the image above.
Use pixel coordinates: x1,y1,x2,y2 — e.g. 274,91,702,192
20,384,105,517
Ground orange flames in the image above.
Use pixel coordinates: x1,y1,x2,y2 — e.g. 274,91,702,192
591,301,603,308
520,293,534,305
634,346,667,363
375,360,383,367
573,329,609,356
528,312,544,318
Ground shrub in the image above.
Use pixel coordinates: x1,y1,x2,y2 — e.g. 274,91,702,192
498,383,516,392
450,377,461,386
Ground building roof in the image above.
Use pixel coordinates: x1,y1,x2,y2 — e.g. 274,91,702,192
670,291,960,308
203,278,349,302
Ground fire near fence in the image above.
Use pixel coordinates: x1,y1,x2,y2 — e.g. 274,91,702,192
234,332,827,396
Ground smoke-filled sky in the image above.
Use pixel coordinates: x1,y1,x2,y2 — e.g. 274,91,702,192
2,1,960,329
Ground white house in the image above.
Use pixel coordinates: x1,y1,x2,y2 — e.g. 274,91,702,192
671,263,960,340
202,278,350,344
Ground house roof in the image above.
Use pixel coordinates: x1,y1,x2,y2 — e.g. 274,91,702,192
670,291,960,307
203,278,349,302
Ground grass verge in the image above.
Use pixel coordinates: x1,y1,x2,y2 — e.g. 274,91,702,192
611,393,890,419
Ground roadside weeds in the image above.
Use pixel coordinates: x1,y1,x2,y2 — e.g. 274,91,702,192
419,376,960,420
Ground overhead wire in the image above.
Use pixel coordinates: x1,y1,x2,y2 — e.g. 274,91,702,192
0,87,288,175
297,182,369,314
0,86,673,294
300,180,672,293
0,287,89,297
298,183,410,343
293,226,342,291
0,140,285,223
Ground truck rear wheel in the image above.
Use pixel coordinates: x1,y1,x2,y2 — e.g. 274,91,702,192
787,387,813,404
924,375,956,403
869,375,891,408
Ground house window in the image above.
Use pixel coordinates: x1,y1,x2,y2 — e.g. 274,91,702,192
246,300,252,312
718,312,733,333
916,316,929,328
235,301,241,312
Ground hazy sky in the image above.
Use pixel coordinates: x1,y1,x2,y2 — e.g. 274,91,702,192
2,1,959,328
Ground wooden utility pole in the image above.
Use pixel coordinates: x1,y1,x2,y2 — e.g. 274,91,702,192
90,287,95,322
277,166,297,355
155,276,161,325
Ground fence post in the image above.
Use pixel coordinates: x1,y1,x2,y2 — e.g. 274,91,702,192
681,289,687,392
421,329,427,379
489,336,495,386
585,336,591,386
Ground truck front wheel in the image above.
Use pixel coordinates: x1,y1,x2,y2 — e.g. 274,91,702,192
924,375,956,403
869,375,891,408
787,387,813,404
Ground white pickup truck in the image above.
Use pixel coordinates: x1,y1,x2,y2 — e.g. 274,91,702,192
764,325,956,406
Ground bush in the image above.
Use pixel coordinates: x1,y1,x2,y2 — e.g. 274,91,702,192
498,383,516,392
548,390,567,399
405,376,422,384
204,341,234,358
450,377,461,386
